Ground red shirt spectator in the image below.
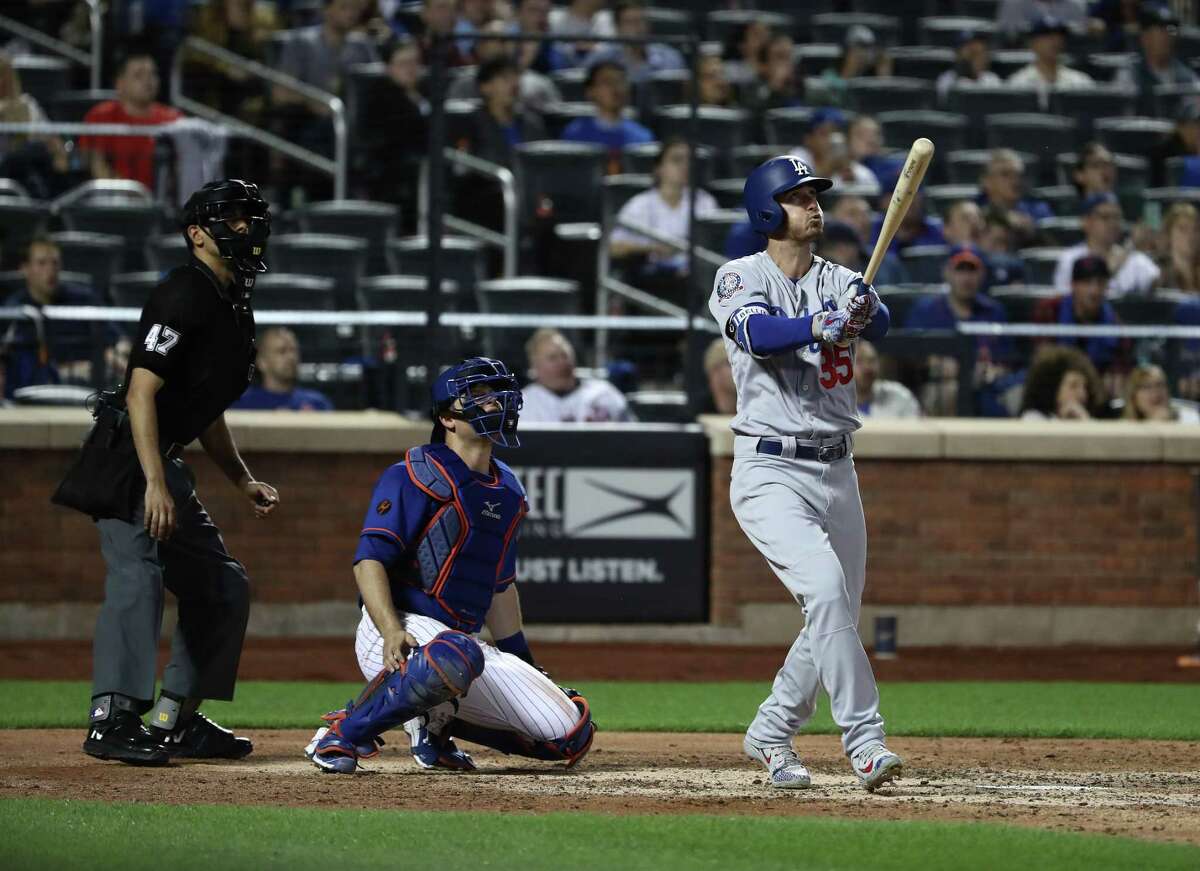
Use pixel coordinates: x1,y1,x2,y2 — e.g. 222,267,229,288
79,53,181,190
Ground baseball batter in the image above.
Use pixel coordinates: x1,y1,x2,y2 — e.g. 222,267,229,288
710,156,902,791
305,357,595,773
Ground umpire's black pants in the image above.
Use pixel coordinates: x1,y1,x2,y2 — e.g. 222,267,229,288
92,458,250,706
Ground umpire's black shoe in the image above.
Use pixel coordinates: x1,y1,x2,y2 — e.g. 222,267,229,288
158,712,253,759
83,710,171,766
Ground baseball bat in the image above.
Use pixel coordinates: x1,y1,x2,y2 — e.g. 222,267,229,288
862,137,935,287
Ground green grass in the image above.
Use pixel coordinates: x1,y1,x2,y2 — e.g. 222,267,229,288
6,799,1198,871
4,679,1200,739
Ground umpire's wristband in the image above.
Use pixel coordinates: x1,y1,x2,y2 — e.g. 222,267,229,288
495,630,534,665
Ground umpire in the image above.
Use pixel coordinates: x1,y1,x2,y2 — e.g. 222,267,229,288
82,179,279,765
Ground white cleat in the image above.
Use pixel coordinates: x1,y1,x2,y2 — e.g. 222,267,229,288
850,742,903,792
744,736,812,789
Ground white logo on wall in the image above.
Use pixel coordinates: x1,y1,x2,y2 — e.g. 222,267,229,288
563,468,694,539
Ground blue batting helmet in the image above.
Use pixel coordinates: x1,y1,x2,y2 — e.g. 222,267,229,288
743,156,833,235
431,356,523,448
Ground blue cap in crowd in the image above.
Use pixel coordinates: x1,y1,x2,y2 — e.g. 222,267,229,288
809,107,847,132
1080,192,1120,216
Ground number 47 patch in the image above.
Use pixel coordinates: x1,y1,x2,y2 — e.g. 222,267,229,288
143,323,180,355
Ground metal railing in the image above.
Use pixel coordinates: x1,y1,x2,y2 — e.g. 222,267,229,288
170,37,348,199
0,6,100,89
418,148,518,277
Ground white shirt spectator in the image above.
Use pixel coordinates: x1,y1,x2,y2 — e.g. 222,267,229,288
611,187,718,272
1007,64,1093,109
792,146,880,191
936,69,1002,102
548,6,615,40
1053,243,1161,298
521,379,635,423
859,381,922,419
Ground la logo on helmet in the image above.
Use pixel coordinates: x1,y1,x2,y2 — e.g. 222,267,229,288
787,157,810,177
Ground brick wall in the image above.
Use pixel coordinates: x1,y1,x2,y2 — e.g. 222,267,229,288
5,450,1198,621
709,459,1200,625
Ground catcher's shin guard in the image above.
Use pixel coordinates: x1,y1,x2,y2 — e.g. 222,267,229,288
449,694,596,767
338,631,484,746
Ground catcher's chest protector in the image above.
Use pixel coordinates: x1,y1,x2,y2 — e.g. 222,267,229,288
405,444,526,626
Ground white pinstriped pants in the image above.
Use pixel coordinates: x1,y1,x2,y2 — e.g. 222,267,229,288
355,608,581,741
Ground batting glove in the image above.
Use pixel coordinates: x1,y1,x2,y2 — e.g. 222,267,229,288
813,309,853,344
848,276,881,318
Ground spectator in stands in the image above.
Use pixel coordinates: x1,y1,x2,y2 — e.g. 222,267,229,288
275,0,379,97
609,138,717,301
996,0,1088,45
1121,362,1200,422
977,149,1052,244
693,54,735,108
1070,142,1118,198
848,115,892,186
703,337,737,415
1036,254,1131,378
794,108,877,189
906,245,1012,416
587,0,684,83
821,25,893,107
454,0,496,59
1019,345,1104,421
561,60,654,164
722,20,773,87
449,20,562,113
521,328,635,422
80,52,182,190
1053,193,1160,296
979,205,1028,285
743,32,804,133
0,237,107,398
0,53,76,199
1158,202,1200,291
943,201,985,250
549,0,614,65
362,38,428,213
1114,2,1198,117
829,197,910,285
403,0,472,67
818,220,869,274
511,0,570,75
936,28,1001,101
871,186,944,256
856,339,921,419
1090,0,1143,52
189,0,280,123
1007,16,1093,108
233,327,333,411
1149,99,1200,188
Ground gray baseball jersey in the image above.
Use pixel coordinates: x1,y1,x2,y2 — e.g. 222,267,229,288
707,251,862,438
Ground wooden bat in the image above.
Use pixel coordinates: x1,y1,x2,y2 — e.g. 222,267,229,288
862,137,936,286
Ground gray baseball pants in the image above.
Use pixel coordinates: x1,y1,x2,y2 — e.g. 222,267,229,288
92,458,250,706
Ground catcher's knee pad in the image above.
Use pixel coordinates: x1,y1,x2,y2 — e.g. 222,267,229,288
449,694,596,768
339,631,484,745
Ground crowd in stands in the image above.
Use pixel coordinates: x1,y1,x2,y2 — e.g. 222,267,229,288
1,0,1200,424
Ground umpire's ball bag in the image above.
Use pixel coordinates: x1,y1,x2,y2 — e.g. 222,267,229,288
51,391,144,523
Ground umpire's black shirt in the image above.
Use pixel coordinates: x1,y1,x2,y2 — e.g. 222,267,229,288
127,258,256,446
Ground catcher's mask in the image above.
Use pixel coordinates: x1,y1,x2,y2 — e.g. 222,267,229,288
430,357,523,448
182,179,271,296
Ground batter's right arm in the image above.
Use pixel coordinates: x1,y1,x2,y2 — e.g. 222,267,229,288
353,559,416,671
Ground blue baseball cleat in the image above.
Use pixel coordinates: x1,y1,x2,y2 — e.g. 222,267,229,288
404,716,476,771
309,722,360,774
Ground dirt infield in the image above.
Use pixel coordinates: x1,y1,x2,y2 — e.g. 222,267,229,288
3,640,1198,682
2,730,1197,846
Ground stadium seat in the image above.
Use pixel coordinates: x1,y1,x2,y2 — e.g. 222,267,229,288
514,141,608,224
550,68,587,103
47,89,117,122
292,200,399,275
877,111,969,159
793,43,841,70
918,16,997,48
707,179,745,209
475,277,580,362
945,149,1038,185
1144,187,1200,209
12,55,70,107
602,174,654,227
1018,247,1064,286
387,236,488,295
1030,185,1079,218
811,12,901,47
764,107,815,148
345,62,383,141
989,285,1059,323
1151,82,1200,120
143,234,190,275
923,184,980,215
268,234,369,309
58,199,164,271
693,210,746,256
876,286,938,324
641,68,691,108
899,245,950,284
730,144,780,177
845,78,936,115
1034,216,1084,247
251,273,344,362
888,46,956,81
645,7,692,37
49,231,125,298
623,142,715,184
0,270,25,296
109,272,162,309
626,390,691,423
653,106,750,175
1093,117,1174,157
0,200,52,255
984,114,1078,185
945,85,1040,147
358,275,459,311
990,49,1036,79
1113,297,1179,325
1050,87,1136,140
705,9,795,44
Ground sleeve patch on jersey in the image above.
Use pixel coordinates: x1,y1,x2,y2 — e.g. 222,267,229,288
716,271,745,304
376,499,392,515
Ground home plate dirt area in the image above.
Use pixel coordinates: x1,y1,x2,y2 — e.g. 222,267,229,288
2,731,1197,846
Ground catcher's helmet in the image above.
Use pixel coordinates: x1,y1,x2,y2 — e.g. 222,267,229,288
430,357,523,448
743,156,833,235
181,179,271,276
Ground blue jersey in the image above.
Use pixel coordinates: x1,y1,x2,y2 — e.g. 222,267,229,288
353,443,527,633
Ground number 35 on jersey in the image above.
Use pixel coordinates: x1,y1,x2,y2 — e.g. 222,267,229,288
819,344,853,389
